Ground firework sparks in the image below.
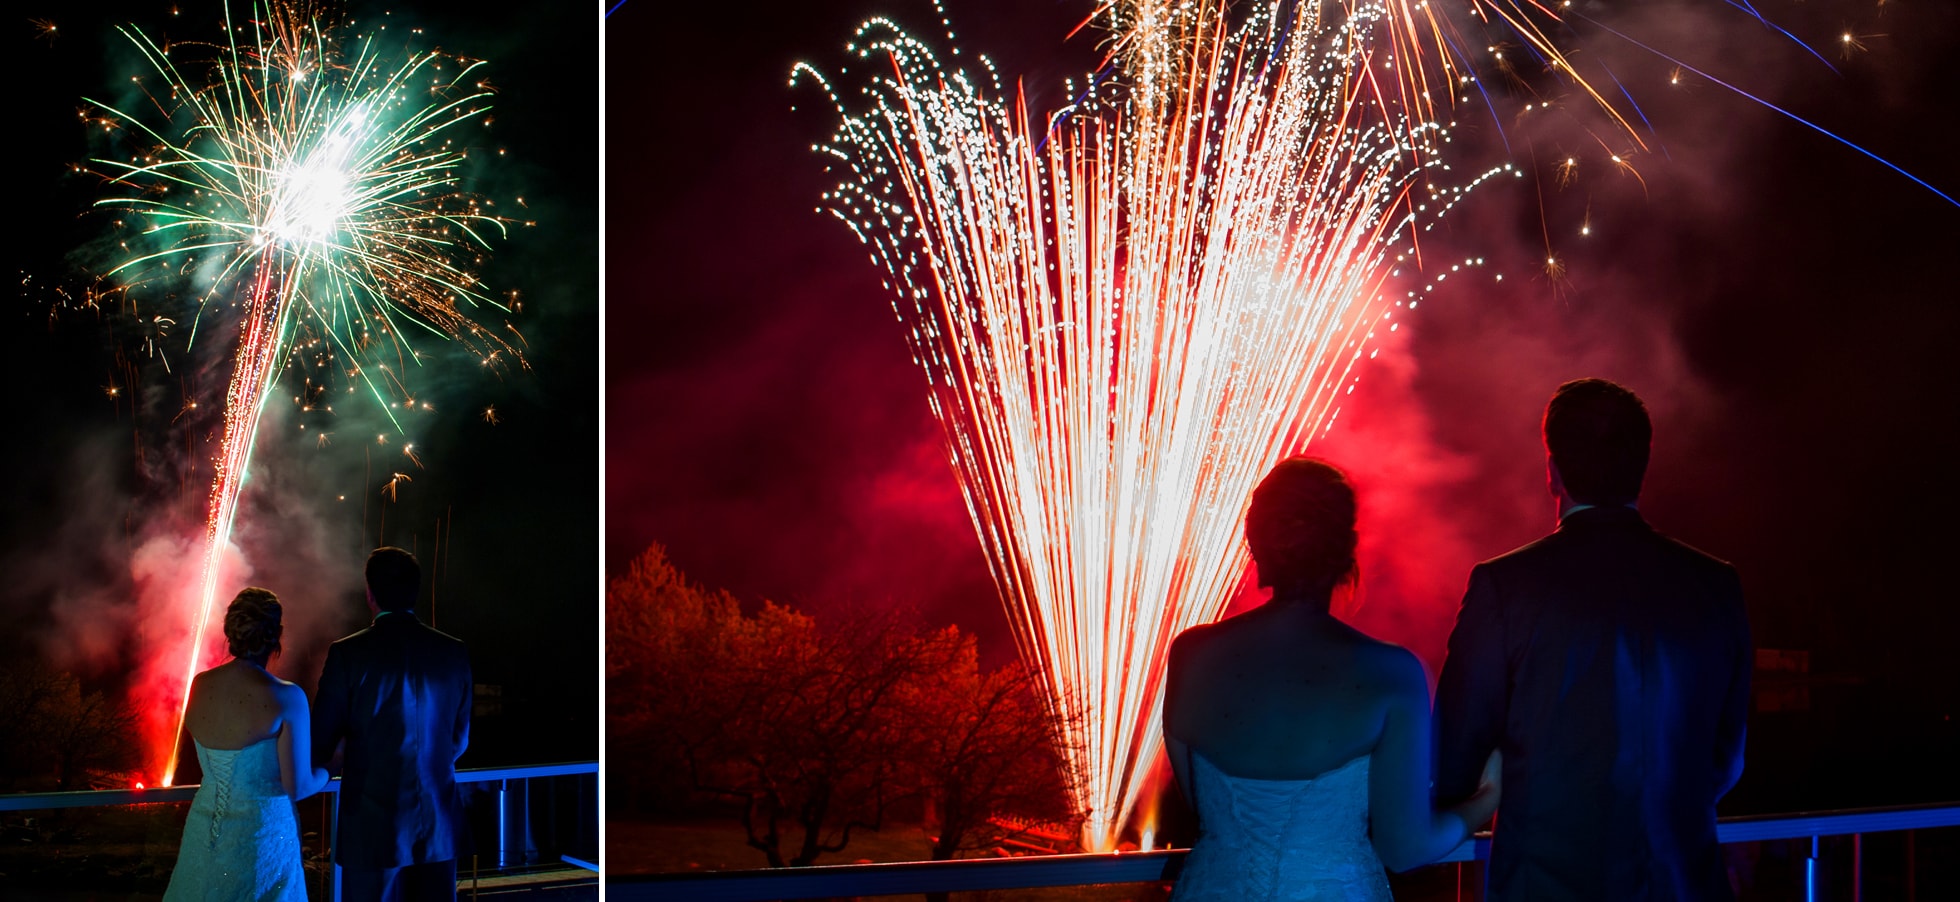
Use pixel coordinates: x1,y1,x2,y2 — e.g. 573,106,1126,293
798,0,1948,853
84,1,522,785
795,0,1554,848
1838,30,1880,60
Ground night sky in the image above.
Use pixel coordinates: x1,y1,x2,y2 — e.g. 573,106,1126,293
609,0,1960,813
4,1,597,767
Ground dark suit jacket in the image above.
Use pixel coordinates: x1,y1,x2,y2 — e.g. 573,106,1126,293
313,611,472,869
1435,506,1751,902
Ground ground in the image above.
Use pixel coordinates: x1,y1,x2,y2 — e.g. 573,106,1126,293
2,802,594,901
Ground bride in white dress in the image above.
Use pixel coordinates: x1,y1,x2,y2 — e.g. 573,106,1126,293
163,588,331,901
1165,459,1501,901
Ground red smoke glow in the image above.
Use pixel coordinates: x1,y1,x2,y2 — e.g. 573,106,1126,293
132,535,252,785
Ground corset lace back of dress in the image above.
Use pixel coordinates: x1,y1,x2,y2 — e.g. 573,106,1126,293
1174,753,1392,902
162,739,306,902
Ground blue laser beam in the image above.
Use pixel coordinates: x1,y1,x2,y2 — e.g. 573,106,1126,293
1575,12,1958,208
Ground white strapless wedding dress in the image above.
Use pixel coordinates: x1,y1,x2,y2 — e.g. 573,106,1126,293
1174,752,1393,902
162,739,306,901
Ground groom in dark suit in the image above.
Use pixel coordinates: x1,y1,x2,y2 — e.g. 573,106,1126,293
315,547,472,901
1435,379,1752,901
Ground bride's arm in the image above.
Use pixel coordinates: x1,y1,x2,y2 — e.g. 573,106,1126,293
1162,631,1198,809
276,684,332,801
1368,648,1493,872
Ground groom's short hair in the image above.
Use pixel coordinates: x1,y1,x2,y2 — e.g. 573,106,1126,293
1544,378,1651,507
366,546,421,612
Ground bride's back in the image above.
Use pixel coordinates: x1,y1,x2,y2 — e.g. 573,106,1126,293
1166,457,1409,781
1165,603,1408,780
165,588,311,902
1165,459,1490,900
185,660,288,751
185,586,296,752
1165,598,1413,902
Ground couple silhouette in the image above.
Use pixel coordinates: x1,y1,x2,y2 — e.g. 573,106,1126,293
1166,378,1752,901
163,547,473,902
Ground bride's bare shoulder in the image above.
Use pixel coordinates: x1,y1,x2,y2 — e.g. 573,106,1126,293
269,677,307,711
1351,639,1429,701
1168,617,1236,663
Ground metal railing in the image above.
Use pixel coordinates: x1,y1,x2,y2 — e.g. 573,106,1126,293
613,801,1960,902
0,760,598,900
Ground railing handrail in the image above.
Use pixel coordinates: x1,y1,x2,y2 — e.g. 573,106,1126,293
0,760,596,812
619,849,1185,901
1713,799,1960,842
610,801,1960,902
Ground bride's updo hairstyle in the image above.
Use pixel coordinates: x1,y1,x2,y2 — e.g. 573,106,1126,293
224,587,284,666
1245,457,1358,602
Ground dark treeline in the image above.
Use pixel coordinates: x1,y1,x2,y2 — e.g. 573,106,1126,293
0,660,143,793
609,544,1074,872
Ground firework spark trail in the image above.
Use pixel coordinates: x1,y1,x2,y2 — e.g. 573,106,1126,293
798,0,1531,847
169,257,289,785
86,2,521,785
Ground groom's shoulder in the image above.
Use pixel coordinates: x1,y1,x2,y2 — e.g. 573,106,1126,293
1647,527,1735,568
327,623,380,650
422,622,469,652
1474,532,1561,574
407,621,470,668
1647,529,1742,592
1478,523,1738,588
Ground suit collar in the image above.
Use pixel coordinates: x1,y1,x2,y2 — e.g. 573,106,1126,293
1557,504,1646,531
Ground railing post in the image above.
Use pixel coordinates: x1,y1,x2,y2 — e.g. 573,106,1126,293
1852,832,1861,902
328,787,341,902
498,778,509,869
1806,834,1819,902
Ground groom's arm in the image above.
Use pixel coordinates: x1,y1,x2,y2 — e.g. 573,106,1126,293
1713,567,1751,800
312,643,349,773
1434,565,1507,806
451,647,472,761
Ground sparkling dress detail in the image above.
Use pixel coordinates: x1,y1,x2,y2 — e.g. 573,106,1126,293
1173,752,1393,902
162,739,306,901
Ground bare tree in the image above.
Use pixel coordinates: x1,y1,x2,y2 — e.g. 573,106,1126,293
606,542,751,811
609,544,925,866
905,638,1077,878
46,676,142,790
711,611,958,867
0,661,141,791
0,662,64,791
